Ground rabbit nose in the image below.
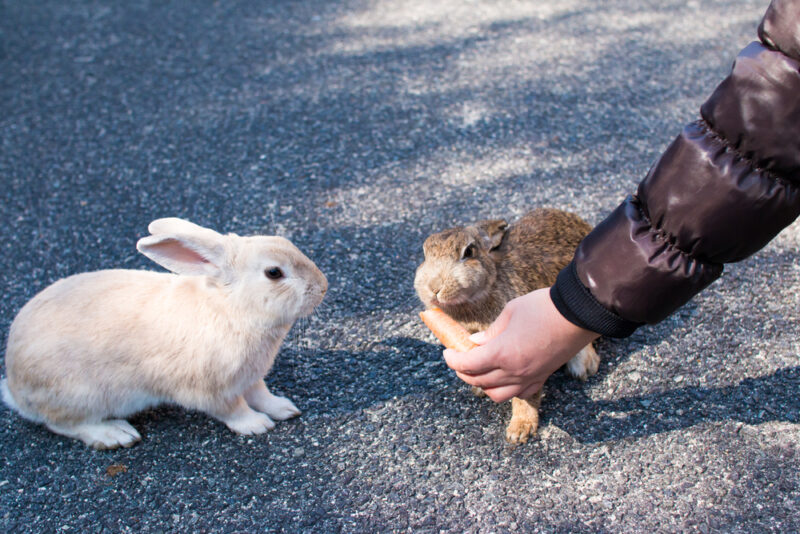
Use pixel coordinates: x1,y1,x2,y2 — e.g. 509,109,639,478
428,280,442,298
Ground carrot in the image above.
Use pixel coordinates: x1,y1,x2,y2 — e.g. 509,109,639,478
419,307,477,352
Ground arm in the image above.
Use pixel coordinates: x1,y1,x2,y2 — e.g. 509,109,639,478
552,0,800,336
446,0,800,402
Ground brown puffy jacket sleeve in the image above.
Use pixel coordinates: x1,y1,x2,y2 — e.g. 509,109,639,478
551,0,800,337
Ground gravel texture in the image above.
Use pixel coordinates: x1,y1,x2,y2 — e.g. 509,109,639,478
1,0,798,532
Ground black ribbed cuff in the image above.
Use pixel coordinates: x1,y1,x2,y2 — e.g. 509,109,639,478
550,261,643,338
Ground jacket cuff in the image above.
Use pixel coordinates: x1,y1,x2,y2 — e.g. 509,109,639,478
550,261,643,338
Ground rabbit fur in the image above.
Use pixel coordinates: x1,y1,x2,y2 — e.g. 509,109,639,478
2,218,327,449
414,208,599,444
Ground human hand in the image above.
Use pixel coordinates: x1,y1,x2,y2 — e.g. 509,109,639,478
442,287,599,403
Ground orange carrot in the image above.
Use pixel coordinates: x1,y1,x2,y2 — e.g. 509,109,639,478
419,307,477,352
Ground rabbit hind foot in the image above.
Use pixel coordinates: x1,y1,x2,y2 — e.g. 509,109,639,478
47,419,142,450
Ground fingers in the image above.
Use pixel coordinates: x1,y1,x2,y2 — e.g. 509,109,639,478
516,382,544,401
443,346,499,376
469,306,513,345
481,381,544,403
468,331,489,345
480,385,523,403
453,369,517,389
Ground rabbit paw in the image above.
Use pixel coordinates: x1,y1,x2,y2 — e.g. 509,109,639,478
244,382,301,421
506,396,540,444
505,416,538,444
566,344,600,381
262,395,301,421
471,386,487,398
48,419,142,450
224,410,276,435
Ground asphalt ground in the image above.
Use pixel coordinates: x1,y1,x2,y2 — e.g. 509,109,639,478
1,0,798,532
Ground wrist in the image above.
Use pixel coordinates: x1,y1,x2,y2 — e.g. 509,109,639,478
546,290,601,345
550,261,642,338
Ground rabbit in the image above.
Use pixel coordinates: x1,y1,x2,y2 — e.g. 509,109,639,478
414,208,599,444
1,217,327,449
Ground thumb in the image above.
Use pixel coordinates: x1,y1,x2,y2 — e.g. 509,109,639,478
469,305,513,345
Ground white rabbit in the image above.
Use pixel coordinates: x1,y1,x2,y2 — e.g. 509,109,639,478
1,218,327,449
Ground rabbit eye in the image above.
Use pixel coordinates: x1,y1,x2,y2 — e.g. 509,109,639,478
462,244,476,260
265,267,284,280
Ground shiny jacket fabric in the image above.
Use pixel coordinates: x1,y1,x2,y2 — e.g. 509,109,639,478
551,0,800,337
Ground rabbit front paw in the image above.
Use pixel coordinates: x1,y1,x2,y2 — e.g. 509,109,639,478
244,381,301,421
505,416,537,444
214,396,277,435
224,409,276,435
505,395,541,444
261,395,301,421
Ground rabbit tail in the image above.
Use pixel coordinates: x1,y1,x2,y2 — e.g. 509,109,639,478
2,378,16,411
2,378,43,423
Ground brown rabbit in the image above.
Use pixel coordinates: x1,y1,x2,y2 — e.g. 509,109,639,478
414,208,599,444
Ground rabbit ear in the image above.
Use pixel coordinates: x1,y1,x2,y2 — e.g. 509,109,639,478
146,217,225,240
136,219,228,277
475,219,508,250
